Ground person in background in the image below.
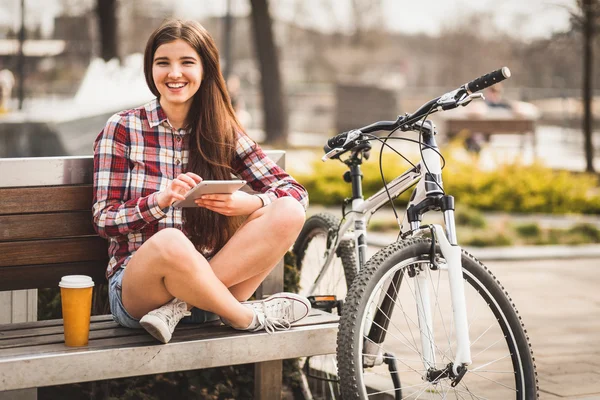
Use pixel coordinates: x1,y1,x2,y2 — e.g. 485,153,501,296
0,68,15,114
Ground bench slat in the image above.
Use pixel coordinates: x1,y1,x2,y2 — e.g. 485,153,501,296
0,237,107,267
0,310,337,342
0,261,107,291
0,212,96,242
0,310,338,356
0,321,118,340
0,185,92,215
0,315,113,332
0,322,338,391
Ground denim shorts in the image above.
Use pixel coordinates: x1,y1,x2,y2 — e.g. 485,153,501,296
108,267,220,329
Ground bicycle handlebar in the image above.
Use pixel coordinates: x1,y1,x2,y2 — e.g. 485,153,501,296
465,67,511,94
323,67,512,160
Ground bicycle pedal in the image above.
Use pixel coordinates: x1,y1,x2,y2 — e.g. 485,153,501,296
307,295,343,313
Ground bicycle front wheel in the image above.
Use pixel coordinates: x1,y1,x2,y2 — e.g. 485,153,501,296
338,238,538,399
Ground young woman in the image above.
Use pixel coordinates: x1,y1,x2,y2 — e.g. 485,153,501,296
92,19,310,344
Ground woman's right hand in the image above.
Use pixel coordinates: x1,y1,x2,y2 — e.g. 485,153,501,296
157,172,202,209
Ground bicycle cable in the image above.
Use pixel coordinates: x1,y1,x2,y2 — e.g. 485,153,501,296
376,127,403,222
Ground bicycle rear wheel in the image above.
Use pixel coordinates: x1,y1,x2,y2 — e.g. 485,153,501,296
338,238,538,399
293,213,357,398
293,212,356,300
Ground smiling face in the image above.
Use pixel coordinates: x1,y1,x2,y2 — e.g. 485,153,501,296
152,39,203,114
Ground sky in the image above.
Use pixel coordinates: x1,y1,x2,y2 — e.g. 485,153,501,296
0,0,576,42
176,0,576,41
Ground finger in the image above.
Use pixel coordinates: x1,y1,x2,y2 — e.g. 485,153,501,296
195,198,225,207
177,174,197,188
172,180,194,191
185,172,203,183
201,194,231,201
172,193,186,201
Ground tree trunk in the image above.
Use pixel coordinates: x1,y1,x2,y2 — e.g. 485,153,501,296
249,0,288,145
96,0,119,63
582,0,595,173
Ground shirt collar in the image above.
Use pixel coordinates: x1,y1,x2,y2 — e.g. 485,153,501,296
144,98,168,128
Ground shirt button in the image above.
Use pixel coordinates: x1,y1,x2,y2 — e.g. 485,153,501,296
175,159,181,165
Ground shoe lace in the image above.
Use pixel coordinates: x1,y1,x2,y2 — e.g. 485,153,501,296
263,299,293,320
255,311,291,334
154,300,191,331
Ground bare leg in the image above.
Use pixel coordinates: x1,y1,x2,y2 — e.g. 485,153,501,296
120,197,305,327
210,197,305,300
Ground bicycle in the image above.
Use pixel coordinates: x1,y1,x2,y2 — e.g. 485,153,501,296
293,67,538,399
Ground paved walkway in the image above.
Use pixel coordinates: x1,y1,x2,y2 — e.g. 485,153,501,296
483,257,600,399
359,243,600,399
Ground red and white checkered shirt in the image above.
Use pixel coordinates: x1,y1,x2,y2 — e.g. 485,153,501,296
93,98,308,279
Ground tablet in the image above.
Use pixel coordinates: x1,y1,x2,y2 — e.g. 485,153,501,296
172,180,247,208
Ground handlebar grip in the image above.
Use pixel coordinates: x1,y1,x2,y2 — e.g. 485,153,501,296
466,67,511,93
324,131,350,153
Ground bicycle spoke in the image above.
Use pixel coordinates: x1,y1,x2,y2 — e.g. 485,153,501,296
450,384,490,400
367,380,430,397
391,272,422,356
466,370,518,392
363,336,425,375
471,353,512,371
426,265,455,363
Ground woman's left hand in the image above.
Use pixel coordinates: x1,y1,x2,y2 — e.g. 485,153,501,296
195,191,263,216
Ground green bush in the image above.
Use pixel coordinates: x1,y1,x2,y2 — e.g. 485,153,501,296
515,223,542,238
293,153,600,215
455,207,487,228
463,233,513,247
568,223,600,242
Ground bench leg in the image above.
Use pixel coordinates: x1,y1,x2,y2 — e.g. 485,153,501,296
253,258,284,399
254,360,282,400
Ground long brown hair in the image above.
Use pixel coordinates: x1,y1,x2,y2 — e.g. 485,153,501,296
144,19,244,256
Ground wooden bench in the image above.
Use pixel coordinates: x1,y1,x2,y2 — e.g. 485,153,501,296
443,117,537,152
0,153,338,398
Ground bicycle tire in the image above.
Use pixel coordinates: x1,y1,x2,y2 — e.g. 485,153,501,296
293,213,357,296
338,238,538,399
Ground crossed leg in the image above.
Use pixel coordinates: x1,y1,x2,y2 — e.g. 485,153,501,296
121,197,305,329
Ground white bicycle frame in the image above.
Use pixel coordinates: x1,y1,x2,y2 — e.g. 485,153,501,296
315,138,472,375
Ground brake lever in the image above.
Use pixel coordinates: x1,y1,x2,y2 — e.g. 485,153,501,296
322,147,345,161
457,92,485,107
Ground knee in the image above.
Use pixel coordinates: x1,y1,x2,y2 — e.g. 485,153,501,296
148,228,199,267
267,197,306,237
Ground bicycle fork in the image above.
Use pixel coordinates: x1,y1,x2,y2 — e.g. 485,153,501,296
364,222,472,377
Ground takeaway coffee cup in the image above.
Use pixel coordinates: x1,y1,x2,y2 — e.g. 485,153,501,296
59,275,94,347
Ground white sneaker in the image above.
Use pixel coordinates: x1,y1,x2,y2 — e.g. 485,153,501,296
245,292,312,333
139,298,191,343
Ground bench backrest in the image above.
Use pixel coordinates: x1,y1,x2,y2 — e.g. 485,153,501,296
0,152,285,292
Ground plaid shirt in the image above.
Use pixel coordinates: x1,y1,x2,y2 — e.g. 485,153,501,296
93,98,308,279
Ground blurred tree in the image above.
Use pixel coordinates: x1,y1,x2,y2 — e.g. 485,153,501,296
350,0,383,45
96,0,119,63
249,0,288,145
571,0,599,172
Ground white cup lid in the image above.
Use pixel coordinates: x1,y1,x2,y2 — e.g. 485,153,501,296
59,275,95,289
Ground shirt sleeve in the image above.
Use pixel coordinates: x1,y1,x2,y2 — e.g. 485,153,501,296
232,131,309,210
92,113,167,239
